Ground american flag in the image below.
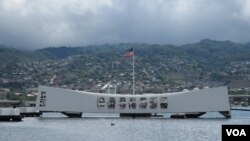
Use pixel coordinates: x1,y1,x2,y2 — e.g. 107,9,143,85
121,48,133,61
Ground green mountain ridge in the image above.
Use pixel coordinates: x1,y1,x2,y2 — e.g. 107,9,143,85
2,39,249,63
0,39,250,93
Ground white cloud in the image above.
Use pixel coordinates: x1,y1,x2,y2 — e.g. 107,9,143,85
235,0,250,23
0,0,250,49
1,0,27,11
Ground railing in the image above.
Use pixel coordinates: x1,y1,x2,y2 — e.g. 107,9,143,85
231,107,250,111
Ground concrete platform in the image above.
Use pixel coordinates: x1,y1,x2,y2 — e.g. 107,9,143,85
0,108,23,122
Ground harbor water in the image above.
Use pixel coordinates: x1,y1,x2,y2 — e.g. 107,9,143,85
1,111,250,141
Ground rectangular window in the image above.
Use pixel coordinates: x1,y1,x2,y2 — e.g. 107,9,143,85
150,97,157,109
139,97,147,109
129,97,136,109
119,97,126,109
160,97,168,109
97,97,105,109
108,97,116,109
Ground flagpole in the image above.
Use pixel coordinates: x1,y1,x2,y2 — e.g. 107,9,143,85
133,48,135,95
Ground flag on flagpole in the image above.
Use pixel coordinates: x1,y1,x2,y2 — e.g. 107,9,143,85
121,48,133,61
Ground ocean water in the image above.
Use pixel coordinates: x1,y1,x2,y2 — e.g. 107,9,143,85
1,111,250,141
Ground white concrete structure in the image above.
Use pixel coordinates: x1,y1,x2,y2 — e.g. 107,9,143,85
36,86,231,118
0,108,20,116
18,107,41,117
0,108,22,121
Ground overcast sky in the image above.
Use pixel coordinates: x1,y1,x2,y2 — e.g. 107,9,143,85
1,0,250,49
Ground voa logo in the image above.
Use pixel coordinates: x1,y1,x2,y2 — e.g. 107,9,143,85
226,129,246,136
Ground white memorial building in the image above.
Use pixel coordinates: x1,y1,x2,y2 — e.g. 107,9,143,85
36,85,231,118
